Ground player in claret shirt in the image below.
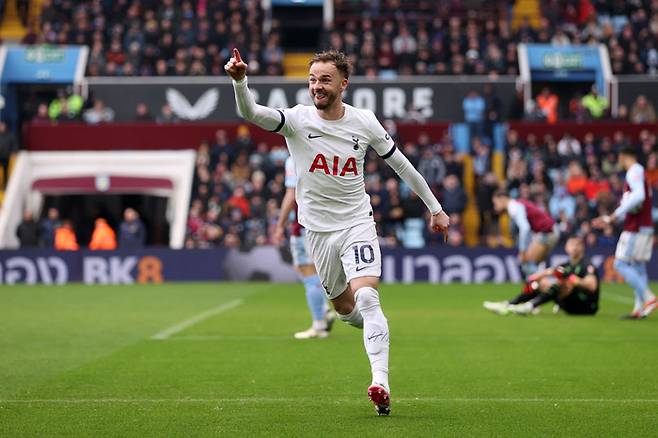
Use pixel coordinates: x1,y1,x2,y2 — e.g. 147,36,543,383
483,190,560,314
593,145,656,319
225,48,449,416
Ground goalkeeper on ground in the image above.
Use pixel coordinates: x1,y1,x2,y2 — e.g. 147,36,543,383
484,236,600,316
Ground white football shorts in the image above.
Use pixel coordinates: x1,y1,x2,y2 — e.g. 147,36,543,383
290,231,313,267
306,221,381,299
615,228,654,262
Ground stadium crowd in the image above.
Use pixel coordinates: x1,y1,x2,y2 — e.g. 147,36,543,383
30,0,658,78
37,0,284,77
183,124,658,250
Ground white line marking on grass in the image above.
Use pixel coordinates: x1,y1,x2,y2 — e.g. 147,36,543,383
2,397,658,404
169,335,293,341
151,299,243,340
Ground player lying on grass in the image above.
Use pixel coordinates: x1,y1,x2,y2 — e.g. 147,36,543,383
593,145,656,320
225,48,449,416
484,236,599,316
273,155,335,339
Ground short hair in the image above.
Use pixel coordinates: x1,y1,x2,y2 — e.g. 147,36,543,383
309,50,351,79
619,144,638,158
493,189,509,198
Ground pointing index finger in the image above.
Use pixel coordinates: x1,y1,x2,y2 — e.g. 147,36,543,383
233,48,242,63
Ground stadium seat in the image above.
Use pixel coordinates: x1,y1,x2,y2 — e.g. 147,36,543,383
400,218,425,249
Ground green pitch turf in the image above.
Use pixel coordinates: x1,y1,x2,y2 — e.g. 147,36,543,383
1,282,657,437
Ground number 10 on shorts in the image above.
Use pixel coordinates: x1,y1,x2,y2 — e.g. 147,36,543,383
353,244,375,266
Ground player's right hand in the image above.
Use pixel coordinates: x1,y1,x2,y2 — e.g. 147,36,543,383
430,210,450,242
272,224,285,246
224,48,248,81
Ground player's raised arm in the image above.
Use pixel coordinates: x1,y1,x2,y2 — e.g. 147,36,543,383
225,48,286,133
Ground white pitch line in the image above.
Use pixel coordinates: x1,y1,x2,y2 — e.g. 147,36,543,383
151,299,243,340
1,397,658,404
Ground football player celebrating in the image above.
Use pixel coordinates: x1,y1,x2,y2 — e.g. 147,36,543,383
593,145,656,319
226,48,449,415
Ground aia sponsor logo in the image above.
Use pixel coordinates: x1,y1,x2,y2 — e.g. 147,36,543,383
308,154,358,176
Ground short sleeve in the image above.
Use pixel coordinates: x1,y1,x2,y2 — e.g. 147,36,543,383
284,157,297,189
365,110,396,158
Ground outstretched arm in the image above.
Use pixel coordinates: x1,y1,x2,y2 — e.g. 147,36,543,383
225,48,285,132
383,148,449,234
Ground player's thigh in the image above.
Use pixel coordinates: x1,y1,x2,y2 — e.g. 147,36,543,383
305,229,348,300
339,222,381,287
526,239,549,263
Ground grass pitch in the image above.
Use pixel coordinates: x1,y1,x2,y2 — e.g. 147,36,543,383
1,282,657,437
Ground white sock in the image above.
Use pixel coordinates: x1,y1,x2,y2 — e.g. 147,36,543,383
338,306,363,328
355,287,390,392
312,320,327,331
643,290,656,302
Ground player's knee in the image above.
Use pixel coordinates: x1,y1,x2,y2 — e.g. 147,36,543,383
538,277,552,291
613,258,628,271
355,286,380,310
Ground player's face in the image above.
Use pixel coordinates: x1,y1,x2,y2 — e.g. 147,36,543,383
308,62,347,110
565,238,584,260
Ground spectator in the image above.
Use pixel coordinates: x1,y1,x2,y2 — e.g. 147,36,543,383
482,83,501,141
118,208,146,248
441,174,467,215
566,161,588,195
32,103,52,124
89,218,117,250
83,99,115,124
16,210,39,248
48,88,83,121
629,95,657,124
55,220,79,250
549,172,576,221
462,89,485,140
557,133,582,158
156,103,179,124
581,85,608,119
39,207,60,248
134,103,153,121
416,148,446,190
536,87,559,124
0,121,18,187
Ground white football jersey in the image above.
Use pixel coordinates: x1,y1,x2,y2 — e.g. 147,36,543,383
274,103,395,232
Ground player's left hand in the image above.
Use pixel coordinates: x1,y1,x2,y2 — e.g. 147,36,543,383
224,48,248,81
430,210,450,242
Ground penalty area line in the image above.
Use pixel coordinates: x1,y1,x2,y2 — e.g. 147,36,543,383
150,299,243,340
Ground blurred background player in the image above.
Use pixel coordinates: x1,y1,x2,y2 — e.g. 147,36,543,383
593,146,656,319
489,190,560,299
485,236,599,316
226,48,449,416
274,155,334,339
